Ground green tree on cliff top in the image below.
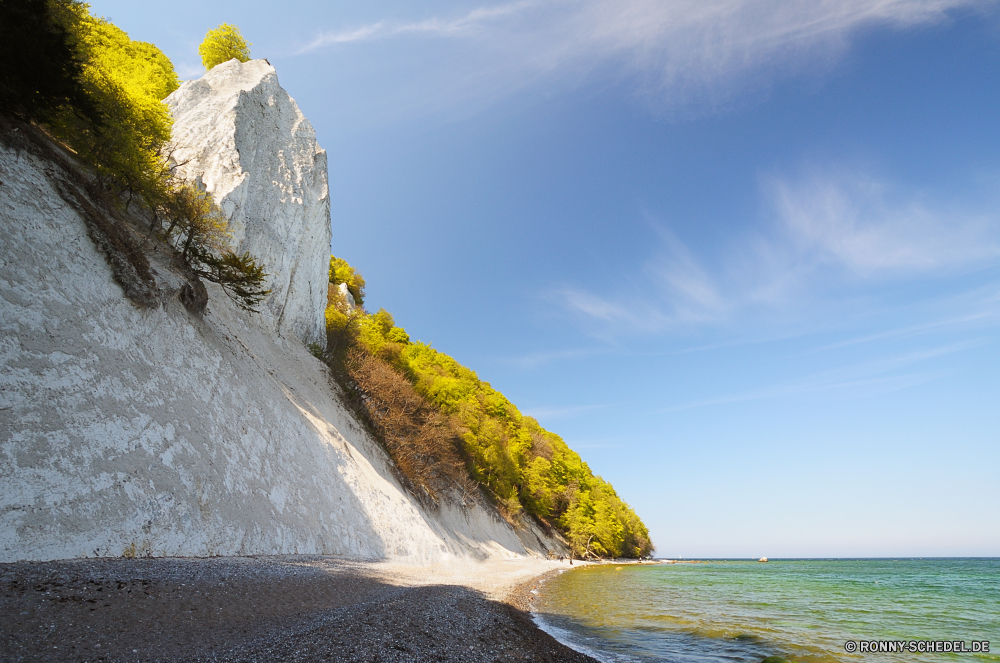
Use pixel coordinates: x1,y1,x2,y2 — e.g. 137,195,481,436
199,24,251,71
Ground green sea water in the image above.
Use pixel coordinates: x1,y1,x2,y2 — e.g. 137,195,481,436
533,559,999,663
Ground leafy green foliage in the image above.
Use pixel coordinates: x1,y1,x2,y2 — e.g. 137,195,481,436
323,258,653,558
394,339,652,558
75,10,179,101
325,260,367,356
199,23,251,71
329,255,366,306
326,305,350,340
191,248,271,312
4,4,271,315
34,1,180,218
0,0,96,125
2,0,178,207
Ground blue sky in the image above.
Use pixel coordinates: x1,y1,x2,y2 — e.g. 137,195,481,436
92,0,999,557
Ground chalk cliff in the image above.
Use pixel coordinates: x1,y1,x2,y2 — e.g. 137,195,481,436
0,64,564,563
166,59,330,347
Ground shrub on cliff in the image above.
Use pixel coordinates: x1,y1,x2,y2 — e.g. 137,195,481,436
159,181,271,312
320,257,653,558
192,249,271,312
199,24,251,71
160,181,229,258
329,255,366,306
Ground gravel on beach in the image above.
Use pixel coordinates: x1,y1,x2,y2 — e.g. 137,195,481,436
0,556,595,663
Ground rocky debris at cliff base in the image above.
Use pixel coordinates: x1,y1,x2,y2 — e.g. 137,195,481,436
0,557,594,663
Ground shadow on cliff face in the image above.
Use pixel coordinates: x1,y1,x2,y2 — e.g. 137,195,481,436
0,557,595,662
0,118,163,309
0,110,562,565
0,130,392,562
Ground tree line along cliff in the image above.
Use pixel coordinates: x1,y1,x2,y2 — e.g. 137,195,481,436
325,259,653,559
0,0,653,559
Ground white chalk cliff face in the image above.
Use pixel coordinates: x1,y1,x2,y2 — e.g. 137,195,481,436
0,64,566,562
337,282,356,310
166,59,330,346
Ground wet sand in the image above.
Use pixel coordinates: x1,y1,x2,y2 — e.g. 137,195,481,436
0,556,594,662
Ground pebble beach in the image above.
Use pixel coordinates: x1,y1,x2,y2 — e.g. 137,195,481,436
0,556,594,662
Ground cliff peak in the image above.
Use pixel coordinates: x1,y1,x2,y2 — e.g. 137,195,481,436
166,59,331,346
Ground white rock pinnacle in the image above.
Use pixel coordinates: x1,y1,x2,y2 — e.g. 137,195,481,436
166,59,331,346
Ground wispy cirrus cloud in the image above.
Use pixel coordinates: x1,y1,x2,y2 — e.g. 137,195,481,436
659,337,990,411
297,1,535,53
296,0,995,107
556,169,1000,336
303,22,387,49
770,173,1000,274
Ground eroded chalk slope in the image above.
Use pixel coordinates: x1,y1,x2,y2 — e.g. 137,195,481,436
0,141,557,563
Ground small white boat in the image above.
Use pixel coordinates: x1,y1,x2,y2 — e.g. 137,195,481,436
758,556,768,562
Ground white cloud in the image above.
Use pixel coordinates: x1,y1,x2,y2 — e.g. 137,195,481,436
297,1,535,53
556,226,733,333
572,0,983,75
300,23,386,50
556,287,677,334
297,0,995,105
555,169,1000,336
397,1,537,35
770,174,1000,274
644,228,728,320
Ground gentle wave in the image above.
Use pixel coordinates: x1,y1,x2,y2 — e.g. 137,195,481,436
532,610,638,663
533,559,1000,662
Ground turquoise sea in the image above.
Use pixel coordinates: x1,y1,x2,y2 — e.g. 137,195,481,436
533,559,999,663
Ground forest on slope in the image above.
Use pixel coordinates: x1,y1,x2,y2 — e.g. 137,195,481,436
325,261,653,559
0,0,653,559
1,0,268,312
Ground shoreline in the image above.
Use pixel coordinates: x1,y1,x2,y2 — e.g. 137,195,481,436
0,555,598,662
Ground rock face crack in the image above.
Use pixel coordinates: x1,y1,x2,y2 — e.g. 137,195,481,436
0,65,565,565
165,59,332,347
